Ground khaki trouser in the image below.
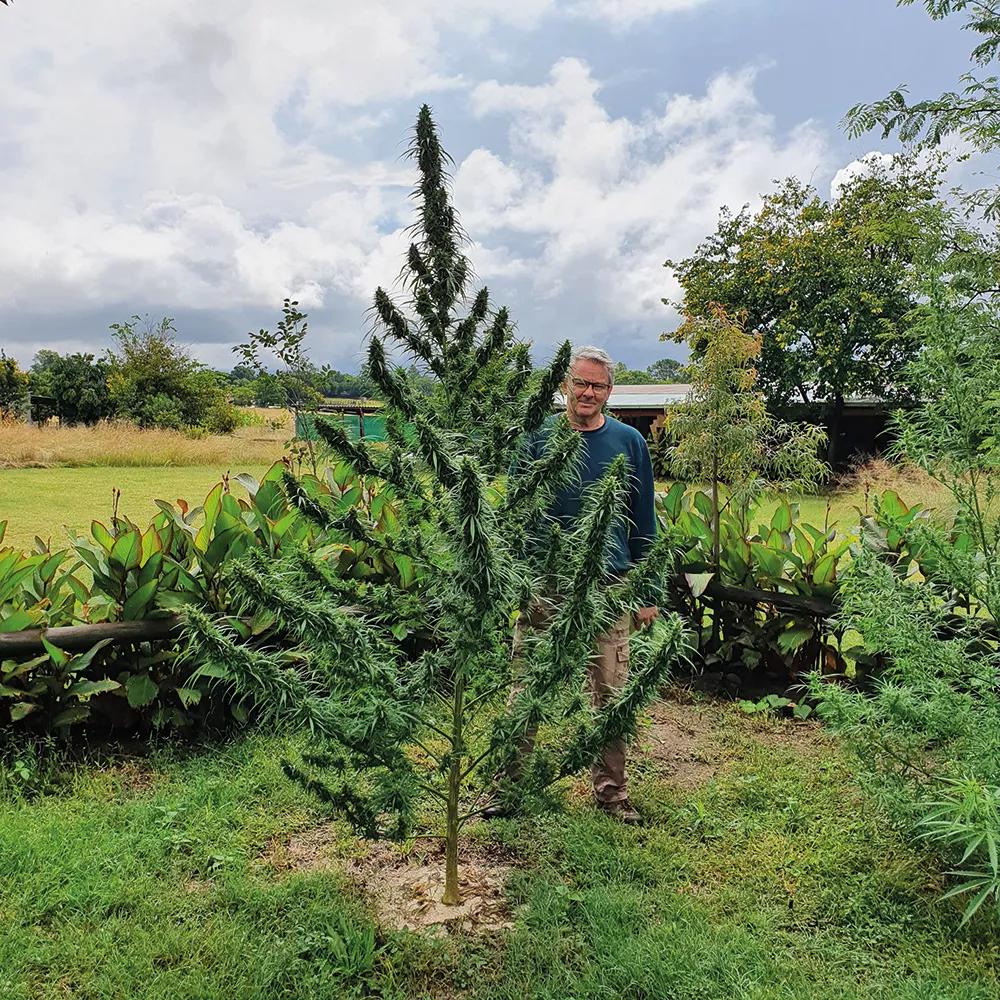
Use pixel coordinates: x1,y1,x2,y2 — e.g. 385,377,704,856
509,605,632,805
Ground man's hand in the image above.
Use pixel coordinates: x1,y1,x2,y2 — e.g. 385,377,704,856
634,606,659,629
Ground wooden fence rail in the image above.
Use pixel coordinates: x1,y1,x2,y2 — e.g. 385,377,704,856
0,617,182,656
0,582,835,657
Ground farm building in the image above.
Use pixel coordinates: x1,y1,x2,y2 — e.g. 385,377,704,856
555,383,896,467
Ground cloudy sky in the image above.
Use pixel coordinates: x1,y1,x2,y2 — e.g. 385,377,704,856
0,0,974,373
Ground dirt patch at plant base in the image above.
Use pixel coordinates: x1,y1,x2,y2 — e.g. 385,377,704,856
260,825,516,935
641,697,725,789
348,837,515,936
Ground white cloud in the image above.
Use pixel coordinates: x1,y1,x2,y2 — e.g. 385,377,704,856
569,0,713,27
461,59,830,357
830,151,899,198
0,0,812,370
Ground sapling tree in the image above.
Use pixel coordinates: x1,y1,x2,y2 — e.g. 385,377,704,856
235,299,324,475
182,106,687,906
659,305,828,572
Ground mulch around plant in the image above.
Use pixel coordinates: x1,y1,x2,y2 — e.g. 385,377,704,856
259,825,517,935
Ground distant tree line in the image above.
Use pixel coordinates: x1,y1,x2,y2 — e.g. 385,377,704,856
0,313,443,431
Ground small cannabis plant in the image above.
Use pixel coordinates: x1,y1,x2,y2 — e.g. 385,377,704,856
183,106,686,905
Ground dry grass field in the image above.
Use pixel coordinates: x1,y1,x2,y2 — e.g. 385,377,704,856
0,410,293,469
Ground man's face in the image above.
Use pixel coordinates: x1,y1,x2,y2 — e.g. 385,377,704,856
565,358,612,424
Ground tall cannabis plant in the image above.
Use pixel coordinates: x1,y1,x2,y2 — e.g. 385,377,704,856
813,262,1000,925
183,106,686,906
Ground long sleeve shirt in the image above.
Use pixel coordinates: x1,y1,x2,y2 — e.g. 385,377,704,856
520,414,658,578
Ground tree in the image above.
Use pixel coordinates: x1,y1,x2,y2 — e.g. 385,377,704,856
667,158,948,463
0,350,28,418
315,365,377,399
183,106,687,906
609,362,648,385
106,316,234,431
30,351,114,425
228,364,258,386
647,357,686,383
236,299,324,471
846,1,1000,218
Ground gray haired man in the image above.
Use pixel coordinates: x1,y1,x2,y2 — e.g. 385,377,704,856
501,346,660,824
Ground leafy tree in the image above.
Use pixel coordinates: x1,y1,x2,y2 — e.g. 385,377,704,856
647,357,686,382
29,351,114,425
667,159,948,463
612,362,652,385
229,384,255,407
228,364,258,385
250,373,287,407
0,350,28,418
106,316,234,431
315,366,376,399
846,0,1000,218
183,105,687,906
236,299,324,471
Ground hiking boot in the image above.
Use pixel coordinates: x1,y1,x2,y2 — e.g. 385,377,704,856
597,799,642,825
480,798,515,821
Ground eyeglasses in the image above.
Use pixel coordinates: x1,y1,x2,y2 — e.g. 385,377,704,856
569,376,611,394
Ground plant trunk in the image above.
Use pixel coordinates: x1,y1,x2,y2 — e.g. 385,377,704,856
711,451,721,649
442,672,466,906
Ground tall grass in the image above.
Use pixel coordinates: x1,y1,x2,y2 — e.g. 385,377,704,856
0,413,293,469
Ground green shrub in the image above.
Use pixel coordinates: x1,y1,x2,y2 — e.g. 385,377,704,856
0,459,424,735
28,351,115,425
106,316,233,432
812,258,1000,926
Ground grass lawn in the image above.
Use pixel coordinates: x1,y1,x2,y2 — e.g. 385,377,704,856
0,465,276,552
2,462,952,557
2,697,998,999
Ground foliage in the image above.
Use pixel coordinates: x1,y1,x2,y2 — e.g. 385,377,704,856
845,0,1000,219
655,304,827,666
29,351,114,425
235,299,324,472
106,316,237,432
646,356,686,382
666,158,950,459
0,350,29,418
181,105,688,906
0,459,419,734
314,365,377,399
659,484,853,679
812,268,1000,925
611,358,685,384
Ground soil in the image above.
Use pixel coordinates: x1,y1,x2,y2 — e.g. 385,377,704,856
348,837,516,935
640,696,726,789
259,826,516,935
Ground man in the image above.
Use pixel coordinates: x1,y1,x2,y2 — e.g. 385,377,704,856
501,345,660,824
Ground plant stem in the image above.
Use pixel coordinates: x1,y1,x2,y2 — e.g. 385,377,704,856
443,668,466,905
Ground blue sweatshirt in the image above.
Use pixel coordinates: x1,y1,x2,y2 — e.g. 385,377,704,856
520,414,658,577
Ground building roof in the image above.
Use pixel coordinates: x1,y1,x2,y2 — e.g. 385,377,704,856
553,383,893,412
554,383,692,409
